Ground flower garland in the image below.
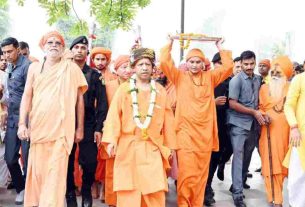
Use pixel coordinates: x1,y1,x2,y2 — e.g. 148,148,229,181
129,74,157,140
179,33,209,50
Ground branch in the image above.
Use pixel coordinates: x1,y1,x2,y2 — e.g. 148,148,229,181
53,0,57,11
64,0,68,15
72,0,82,26
120,0,123,23
108,0,112,14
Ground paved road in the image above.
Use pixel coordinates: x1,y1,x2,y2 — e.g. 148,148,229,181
0,151,289,207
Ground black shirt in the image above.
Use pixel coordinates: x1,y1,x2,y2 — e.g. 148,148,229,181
82,64,108,133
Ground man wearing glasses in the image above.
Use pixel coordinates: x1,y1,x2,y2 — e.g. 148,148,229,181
227,50,264,207
1,37,31,205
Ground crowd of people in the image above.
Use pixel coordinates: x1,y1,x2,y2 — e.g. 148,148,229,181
0,30,304,207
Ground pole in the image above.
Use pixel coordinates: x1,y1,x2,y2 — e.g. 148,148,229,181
267,123,275,206
180,0,185,61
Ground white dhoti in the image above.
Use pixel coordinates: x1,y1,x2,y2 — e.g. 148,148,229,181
288,148,305,207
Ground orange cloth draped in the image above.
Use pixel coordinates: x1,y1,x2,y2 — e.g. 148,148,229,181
74,145,83,187
29,56,39,63
264,174,285,204
259,84,290,204
177,150,211,206
24,59,87,207
102,68,118,83
102,82,176,202
117,190,165,207
165,82,177,113
95,74,117,183
159,43,233,206
104,79,120,205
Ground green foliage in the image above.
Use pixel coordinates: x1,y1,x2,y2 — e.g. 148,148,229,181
90,0,150,30
0,0,10,40
56,17,114,48
15,0,151,31
0,0,8,8
37,0,71,25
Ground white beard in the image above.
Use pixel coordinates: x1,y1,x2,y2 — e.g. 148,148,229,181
268,77,286,101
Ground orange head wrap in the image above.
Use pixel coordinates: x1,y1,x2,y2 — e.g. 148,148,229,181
114,55,130,70
39,31,65,50
90,47,112,68
259,59,271,69
186,48,205,62
90,47,112,61
271,56,293,79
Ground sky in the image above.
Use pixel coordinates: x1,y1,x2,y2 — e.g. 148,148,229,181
8,0,305,64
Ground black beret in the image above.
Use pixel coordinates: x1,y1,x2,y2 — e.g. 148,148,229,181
212,52,221,63
70,36,88,50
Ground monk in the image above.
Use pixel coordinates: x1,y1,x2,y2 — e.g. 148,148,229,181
90,46,116,200
259,56,293,207
102,48,177,207
104,54,132,207
283,60,305,207
90,47,117,83
159,37,233,206
258,59,271,84
17,31,88,207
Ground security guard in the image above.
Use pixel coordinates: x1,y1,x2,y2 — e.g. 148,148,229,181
1,37,31,205
66,36,108,207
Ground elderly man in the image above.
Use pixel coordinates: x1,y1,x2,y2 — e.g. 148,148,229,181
102,48,177,207
283,59,305,207
259,56,293,207
1,37,31,205
18,31,88,207
160,37,233,207
66,36,108,207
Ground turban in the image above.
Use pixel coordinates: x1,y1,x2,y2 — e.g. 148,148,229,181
271,56,293,79
70,36,88,50
186,48,205,62
130,48,155,66
39,31,65,50
90,47,112,61
114,55,130,70
259,59,271,69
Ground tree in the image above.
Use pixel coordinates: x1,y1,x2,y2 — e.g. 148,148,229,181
0,0,10,40
10,0,151,32
56,17,115,48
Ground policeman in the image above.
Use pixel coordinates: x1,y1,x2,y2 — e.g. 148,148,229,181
1,37,31,205
66,36,108,207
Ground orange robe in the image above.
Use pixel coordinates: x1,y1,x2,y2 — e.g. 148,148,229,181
95,67,117,183
159,43,233,206
29,56,39,63
165,82,178,179
24,59,87,207
102,82,177,207
104,79,120,205
259,84,289,204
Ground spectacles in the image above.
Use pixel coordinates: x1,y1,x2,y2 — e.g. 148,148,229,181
46,41,62,46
